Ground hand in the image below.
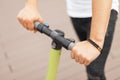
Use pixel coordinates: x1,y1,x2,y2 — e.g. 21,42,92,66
71,40,101,66
17,5,43,32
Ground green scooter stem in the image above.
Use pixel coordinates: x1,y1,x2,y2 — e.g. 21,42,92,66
46,48,61,80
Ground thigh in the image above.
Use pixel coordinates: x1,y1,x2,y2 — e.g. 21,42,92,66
70,17,91,41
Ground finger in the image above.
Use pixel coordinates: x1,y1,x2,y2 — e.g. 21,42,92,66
85,61,91,66
32,18,43,31
71,46,77,59
81,59,86,64
27,18,36,31
79,59,85,64
17,16,22,23
84,57,92,66
27,21,34,31
71,52,75,59
18,18,24,26
79,56,85,64
37,16,44,23
38,18,43,23
33,29,37,33
84,59,89,66
20,18,28,28
24,22,28,27
34,17,43,23
24,22,31,30
75,55,79,62
79,58,83,64
23,22,27,29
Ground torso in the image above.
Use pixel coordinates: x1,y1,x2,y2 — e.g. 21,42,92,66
66,0,119,18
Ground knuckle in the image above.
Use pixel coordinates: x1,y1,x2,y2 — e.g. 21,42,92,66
71,53,75,59
75,59,79,62
87,62,91,66
79,61,82,64
86,57,91,62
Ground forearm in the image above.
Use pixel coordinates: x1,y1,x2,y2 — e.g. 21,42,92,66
90,0,112,48
26,0,38,8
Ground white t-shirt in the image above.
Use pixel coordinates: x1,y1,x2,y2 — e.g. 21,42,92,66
66,0,119,18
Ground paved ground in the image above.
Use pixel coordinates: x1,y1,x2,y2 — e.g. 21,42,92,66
0,0,120,80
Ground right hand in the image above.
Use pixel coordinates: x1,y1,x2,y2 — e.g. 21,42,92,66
17,5,43,32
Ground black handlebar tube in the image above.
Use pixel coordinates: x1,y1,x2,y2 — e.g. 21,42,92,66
34,22,75,50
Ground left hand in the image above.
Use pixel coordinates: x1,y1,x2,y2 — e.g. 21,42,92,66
71,40,101,66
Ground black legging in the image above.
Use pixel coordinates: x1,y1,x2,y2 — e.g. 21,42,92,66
70,9,118,80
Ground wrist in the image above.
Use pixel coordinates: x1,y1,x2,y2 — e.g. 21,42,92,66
90,36,104,48
25,0,38,9
87,38,103,52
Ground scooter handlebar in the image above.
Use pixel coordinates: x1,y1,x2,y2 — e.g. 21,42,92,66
34,22,75,50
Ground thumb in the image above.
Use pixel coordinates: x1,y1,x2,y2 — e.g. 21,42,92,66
37,16,44,23
33,17,44,33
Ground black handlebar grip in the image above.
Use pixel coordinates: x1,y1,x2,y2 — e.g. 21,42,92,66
34,22,75,50
34,22,52,37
